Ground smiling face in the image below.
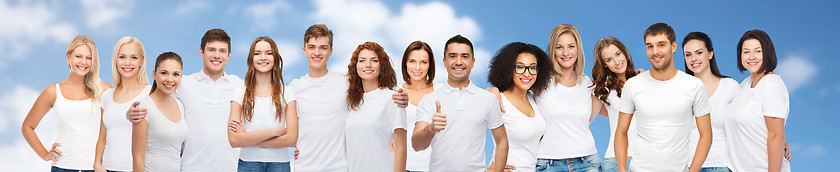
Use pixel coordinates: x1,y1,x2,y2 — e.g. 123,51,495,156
356,49,381,82
67,44,93,76
645,33,677,71
443,43,474,82
554,33,578,69
153,59,183,95
683,39,713,74
512,52,538,92
600,44,628,75
741,39,764,75
405,49,431,83
303,36,333,70
116,43,143,80
252,41,275,73
200,40,230,73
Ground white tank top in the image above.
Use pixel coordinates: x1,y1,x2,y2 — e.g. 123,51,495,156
52,84,101,170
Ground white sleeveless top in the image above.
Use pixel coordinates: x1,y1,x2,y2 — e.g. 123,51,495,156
402,83,439,171
52,84,101,170
136,95,188,172
499,92,546,171
100,85,152,171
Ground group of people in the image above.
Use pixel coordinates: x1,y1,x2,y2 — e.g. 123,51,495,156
20,22,790,172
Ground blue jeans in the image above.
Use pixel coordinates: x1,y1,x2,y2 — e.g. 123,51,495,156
699,167,732,172
600,157,631,172
51,166,94,172
237,159,291,172
536,154,601,172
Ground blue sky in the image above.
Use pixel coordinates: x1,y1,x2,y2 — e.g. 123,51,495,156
1,0,837,171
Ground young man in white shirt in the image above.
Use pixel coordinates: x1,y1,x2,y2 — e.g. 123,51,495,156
614,23,713,172
289,24,409,172
412,35,509,172
127,28,244,171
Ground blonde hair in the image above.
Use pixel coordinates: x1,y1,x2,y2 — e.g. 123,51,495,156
66,35,104,102
111,36,150,87
547,24,585,84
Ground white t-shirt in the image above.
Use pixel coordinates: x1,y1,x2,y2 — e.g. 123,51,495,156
51,84,101,170
604,89,638,158
402,83,439,171
536,76,599,159
230,86,296,162
289,71,350,172
416,82,504,171
688,77,739,167
497,92,545,171
175,71,244,172
136,95,188,172
345,88,407,172
618,71,711,172
100,85,152,171
726,74,790,172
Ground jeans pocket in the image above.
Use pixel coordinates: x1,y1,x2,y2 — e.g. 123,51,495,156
536,159,550,172
584,154,602,168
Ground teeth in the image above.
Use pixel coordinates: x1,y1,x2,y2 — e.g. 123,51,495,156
412,72,422,76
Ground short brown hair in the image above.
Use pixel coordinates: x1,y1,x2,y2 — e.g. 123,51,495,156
200,28,231,52
737,29,777,74
400,41,435,85
303,24,333,47
643,23,676,44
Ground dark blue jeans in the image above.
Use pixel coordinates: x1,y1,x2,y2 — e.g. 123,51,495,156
50,166,93,172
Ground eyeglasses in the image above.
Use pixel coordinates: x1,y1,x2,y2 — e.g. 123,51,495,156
514,65,538,75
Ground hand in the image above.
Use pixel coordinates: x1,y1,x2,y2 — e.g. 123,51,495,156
392,89,409,108
487,164,515,172
126,101,147,123
432,101,447,133
273,127,287,136
93,163,106,172
293,148,300,160
228,120,246,133
635,68,645,75
784,142,791,162
42,143,62,162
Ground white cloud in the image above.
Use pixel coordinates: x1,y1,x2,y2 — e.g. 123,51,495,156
0,85,58,170
174,0,210,17
79,0,133,30
0,0,77,65
242,0,292,30
789,142,827,158
276,41,303,68
775,56,818,93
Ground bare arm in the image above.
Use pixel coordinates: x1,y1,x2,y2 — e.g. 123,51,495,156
489,125,509,172
21,85,60,162
393,128,407,172
766,116,786,172
94,108,107,172
227,101,284,148
615,112,633,172
590,95,605,123
411,122,435,151
687,114,712,172
131,119,148,172
255,101,299,148
485,86,505,113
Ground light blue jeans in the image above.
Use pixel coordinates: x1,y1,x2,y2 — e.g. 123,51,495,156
237,159,291,172
536,154,601,172
600,157,631,172
698,167,732,172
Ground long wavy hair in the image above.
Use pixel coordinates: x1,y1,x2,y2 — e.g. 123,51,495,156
347,42,397,110
66,35,105,103
591,36,636,106
241,37,286,122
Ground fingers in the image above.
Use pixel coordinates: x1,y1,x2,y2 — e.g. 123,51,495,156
505,165,515,170
435,101,441,113
294,149,300,160
228,120,242,132
432,113,446,132
496,94,506,113
392,90,409,108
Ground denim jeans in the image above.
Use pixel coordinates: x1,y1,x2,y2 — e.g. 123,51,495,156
699,167,732,172
600,157,631,172
536,154,601,172
50,166,94,172
237,159,291,172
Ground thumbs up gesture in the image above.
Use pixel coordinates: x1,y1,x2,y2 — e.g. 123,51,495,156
432,100,447,133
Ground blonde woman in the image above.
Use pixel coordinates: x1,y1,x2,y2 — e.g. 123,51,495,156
22,35,111,171
94,36,152,172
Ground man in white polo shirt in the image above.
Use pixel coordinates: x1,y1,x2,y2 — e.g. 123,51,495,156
614,23,713,172
412,35,509,172
128,28,244,171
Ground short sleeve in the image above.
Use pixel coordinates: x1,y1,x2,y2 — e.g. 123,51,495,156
618,82,635,114
416,94,435,124
230,86,245,105
692,81,712,117
283,86,297,102
391,102,407,130
760,75,790,119
486,97,504,129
